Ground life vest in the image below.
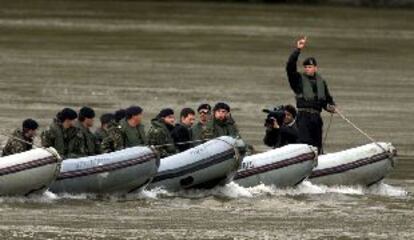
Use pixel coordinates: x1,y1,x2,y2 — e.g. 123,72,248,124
297,73,327,101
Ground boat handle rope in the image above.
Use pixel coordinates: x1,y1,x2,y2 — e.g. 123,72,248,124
322,113,334,151
215,137,241,163
150,139,210,149
335,109,394,166
150,137,241,162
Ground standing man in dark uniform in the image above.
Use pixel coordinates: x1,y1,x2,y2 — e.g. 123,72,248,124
286,37,336,153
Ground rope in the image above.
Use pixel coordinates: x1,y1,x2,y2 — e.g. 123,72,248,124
335,109,390,155
151,139,210,149
322,113,334,149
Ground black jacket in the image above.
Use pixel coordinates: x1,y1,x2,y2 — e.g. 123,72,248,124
263,121,298,148
171,123,193,152
286,49,335,112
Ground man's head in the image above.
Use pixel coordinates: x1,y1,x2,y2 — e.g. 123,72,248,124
213,102,230,122
197,103,211,123
283,105,297,125
158,108,175,126
78,106,95,128
57,108,78,129
126,106,143,127
114,109,126,123
303,57,318,76
22,118,39,138
100,113,114,129
180,108,196,127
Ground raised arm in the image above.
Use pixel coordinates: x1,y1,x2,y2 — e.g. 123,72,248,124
286,37,307,94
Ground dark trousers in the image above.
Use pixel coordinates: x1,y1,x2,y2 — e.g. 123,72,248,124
297,111,323,154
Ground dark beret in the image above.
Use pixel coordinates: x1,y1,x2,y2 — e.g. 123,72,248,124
197,103,212,113
22,118,39,130
114,109,126,122
79,106,95,119
158,108,174,118
213,102,230,112
303,57,317,66
126,106,143,119
100,113,114,125
58,108,78,122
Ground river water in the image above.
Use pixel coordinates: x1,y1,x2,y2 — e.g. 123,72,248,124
0,1,413,239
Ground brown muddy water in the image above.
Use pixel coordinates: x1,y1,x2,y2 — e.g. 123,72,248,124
0,1,413,239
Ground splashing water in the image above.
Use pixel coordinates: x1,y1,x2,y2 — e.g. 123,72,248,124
126,180,408,201
0,181,407,204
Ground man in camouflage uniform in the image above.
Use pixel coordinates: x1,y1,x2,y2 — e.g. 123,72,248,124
41,108,85,159
147,108,177,158
76,106,100,156
94,113,114,145
101,106,147,153
192,103,211,141
2,119,39,156
201,102,241,140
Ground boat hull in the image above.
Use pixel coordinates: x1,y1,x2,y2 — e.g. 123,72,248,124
235,144,317,188
0,148,61,196
309,142,396,186
50,146,159,194
149,136,242,191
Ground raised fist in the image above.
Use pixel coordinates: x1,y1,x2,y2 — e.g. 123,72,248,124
297,36,307,49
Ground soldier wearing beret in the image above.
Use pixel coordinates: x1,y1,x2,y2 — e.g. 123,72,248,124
76,106,100,156
147,108,178,158
101,106,147,153
192,103,211,141
201,102,240,140
2,119,39,156
94,113,114,145
286,37,337,153
41,108,85,158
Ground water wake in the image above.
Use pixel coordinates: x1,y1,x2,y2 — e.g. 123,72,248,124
0,181,407,204
139,180,409,200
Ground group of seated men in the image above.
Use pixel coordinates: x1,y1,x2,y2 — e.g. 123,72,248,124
1,102,243,159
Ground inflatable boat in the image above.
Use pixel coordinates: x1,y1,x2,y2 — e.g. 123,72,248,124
50,146,159,194
309,142,396,186
149,136,243,191
0,147,61,196
234,144,317,188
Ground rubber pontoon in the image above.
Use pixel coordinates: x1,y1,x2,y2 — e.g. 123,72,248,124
309,142,397,186
50,146,159,194
0,147,61,196
234,144,317,188
149,136,242,191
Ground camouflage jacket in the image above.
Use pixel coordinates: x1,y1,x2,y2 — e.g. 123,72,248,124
94,127,108,145
200,118,241,140
2,129,33,156
76,121,101,156
191,121,207,141
101,120,146,153
147,118,177,158
41,121,85,159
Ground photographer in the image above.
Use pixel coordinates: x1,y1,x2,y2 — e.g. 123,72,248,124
263,105,298,148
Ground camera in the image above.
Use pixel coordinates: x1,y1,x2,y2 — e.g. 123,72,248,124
263,105,286,127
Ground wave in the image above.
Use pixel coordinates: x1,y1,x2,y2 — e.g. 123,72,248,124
0,181,408,204
138,180,409,200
